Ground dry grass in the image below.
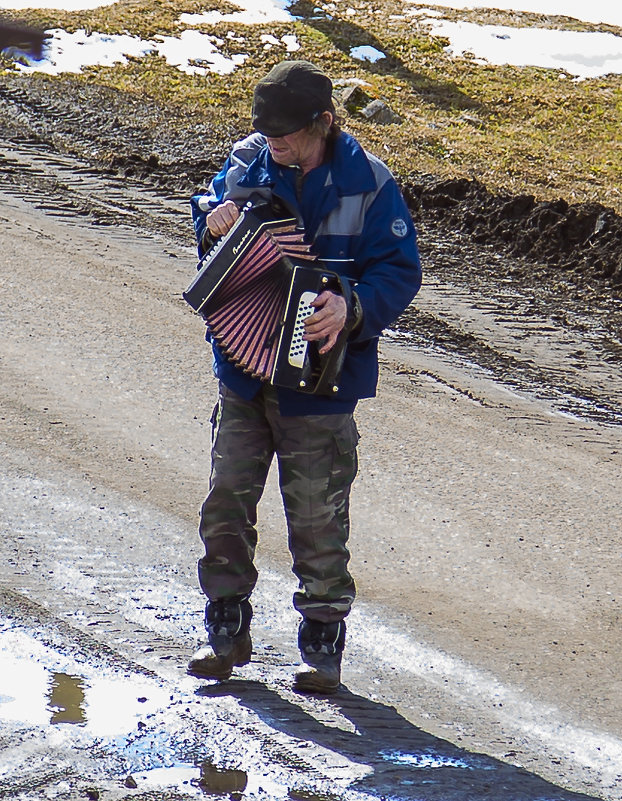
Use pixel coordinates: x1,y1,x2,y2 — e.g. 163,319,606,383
3,0,621,212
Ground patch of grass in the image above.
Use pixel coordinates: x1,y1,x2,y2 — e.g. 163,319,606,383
409,35,449,55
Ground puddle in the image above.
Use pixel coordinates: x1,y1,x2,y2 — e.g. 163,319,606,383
127,760,297,798
48,672,87,724
199,763,248,794
0,624,294,799
0,626,169,737
380,749,471,769
132,762,249,795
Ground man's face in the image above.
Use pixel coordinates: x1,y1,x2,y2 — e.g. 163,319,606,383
266,127,321,169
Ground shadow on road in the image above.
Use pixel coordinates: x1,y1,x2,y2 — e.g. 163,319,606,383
198,680,597,801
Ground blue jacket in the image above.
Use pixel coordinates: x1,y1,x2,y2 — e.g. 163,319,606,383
190,131,422,415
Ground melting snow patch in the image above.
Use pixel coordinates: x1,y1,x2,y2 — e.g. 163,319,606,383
281,33,300,51
406,0,622,29
0,0,116,8
260,32,300,51
155,29,248,75
15,28,155,74
9,0,301,75
14,27,252,76
427,19,622,78
350,44,386,62
405,4,444,16
179,0,294,26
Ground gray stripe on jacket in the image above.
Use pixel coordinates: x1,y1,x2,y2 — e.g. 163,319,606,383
314,152,393,238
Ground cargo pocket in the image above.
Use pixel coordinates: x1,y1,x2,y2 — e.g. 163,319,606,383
325,418,360,502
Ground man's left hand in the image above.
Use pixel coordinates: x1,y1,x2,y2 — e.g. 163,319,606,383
303,291,347,354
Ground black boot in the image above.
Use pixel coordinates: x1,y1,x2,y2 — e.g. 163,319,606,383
293,619,345,694
187,597,252,680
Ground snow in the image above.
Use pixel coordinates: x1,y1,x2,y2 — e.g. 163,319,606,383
179,0,293,26
9,28,252,76
407,1,622,29
3,0,299,74
12,29,155,75
153,29,249,76
428,19,622,78
350,44,386,62
260,32,301,51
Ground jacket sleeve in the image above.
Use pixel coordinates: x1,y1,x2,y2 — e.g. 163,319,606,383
189,132,269,260
349,178,422,342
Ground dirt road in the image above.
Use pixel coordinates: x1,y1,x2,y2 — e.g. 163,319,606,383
1,141,621,801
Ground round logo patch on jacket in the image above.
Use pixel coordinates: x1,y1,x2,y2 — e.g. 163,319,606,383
391,217,408,238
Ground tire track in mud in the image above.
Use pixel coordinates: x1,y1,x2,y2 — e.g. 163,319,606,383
393,294,622,425
0,140,189,242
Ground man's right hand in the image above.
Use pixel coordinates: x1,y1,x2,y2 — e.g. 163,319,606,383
206,200,240,238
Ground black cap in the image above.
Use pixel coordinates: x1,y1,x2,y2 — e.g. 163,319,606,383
252,60,334,138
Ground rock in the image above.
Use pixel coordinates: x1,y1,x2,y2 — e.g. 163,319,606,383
359,99,402,124
124,775,138,789
335,84,373,114
458,112,485,127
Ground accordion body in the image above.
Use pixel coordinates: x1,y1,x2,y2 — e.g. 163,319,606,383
184,201,350,395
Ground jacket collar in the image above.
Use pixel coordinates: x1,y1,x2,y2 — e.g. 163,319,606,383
237,131,377,197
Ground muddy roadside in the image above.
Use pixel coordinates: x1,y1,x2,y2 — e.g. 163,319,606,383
1,73,622,801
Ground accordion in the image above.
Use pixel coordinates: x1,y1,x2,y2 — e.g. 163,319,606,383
183,200,351,395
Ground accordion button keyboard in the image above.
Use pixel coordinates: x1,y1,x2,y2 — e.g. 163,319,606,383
288,291,317,368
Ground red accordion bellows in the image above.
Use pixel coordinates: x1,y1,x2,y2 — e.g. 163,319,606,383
183,201,350,395
200,222,315,380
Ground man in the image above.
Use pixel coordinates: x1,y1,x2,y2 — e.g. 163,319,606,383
187,60,421,693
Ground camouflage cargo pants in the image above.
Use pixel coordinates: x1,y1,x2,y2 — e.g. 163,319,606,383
198,382,359,623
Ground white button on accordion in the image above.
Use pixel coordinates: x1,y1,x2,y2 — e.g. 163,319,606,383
183,199,352,395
